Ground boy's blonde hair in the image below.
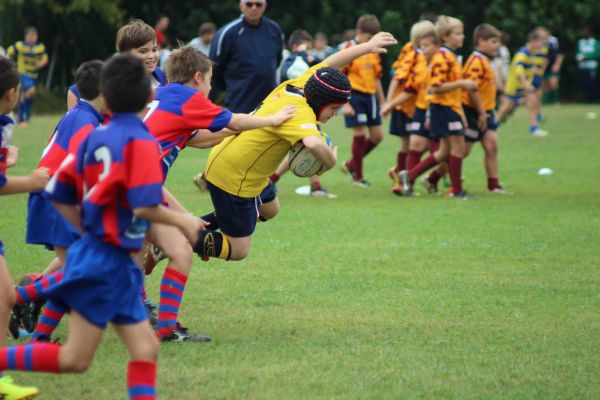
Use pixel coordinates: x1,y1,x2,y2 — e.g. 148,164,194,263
116,19,156,53
165,45,212,83
435,16,463,41
356,15,381,35
410,20,436,45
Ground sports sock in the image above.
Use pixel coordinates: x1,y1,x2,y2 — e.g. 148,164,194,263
193,230,231,260
408,154,438,183
529,124,538,133
350,136,366,180
395,151,407,172
16,270,64,304
32,300,67,341
127,360,157,400
488,177,500,191
0,343,61,372
362,138,378,158
448,155,463,194
199,212,219,231
24,98,33,121
428,170,443,185
310,180,321,191
17,100,26,122
269,173,280,184
406,150,423,172
537,113,543,123
156,268,188,338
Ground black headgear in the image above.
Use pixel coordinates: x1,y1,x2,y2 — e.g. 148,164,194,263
304,67,351,119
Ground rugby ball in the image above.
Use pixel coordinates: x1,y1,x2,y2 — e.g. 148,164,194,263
288,132,332,178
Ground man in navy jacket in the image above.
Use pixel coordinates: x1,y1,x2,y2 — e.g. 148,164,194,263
210,0,284,112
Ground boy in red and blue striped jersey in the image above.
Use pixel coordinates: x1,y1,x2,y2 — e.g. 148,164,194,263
0,54,203,400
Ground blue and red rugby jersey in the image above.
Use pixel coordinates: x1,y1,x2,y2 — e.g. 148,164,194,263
0,114,14,188
144,83,233,178
38,100,104,176
46,113,164,251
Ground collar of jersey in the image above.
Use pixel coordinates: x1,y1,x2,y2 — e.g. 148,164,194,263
0,114,14,127
473,50,493,60
441,45,458,56
76,99,104,123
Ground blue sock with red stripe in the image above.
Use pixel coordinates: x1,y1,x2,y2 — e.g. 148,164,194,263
127,360,156,399
32,300,67,341
15,269,64,305
0,343,61,373
156,268,187,338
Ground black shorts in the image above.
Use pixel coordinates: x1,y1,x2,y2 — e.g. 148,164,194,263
429,104,464,139
463,105,499,143
389,109,411,137
344,91,382,127
206,180,276,238
408,107,430,138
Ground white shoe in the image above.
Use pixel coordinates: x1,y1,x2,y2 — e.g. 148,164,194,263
531,129,548,137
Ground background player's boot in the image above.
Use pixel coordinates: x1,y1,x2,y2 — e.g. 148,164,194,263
160,323,211,343
0,375,39,399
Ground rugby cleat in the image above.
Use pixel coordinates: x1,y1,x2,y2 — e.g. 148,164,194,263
489,186,513,195
448,190,470,200
309,188,337,199
8,311,20,339
340,161,356,181
143,243,167,275
398,170,412,196
352,179,371,188
192,172,208,192
0,375,39,400
421,177,439,195
144,300,158,327
531,129,548,137
160,323,211,343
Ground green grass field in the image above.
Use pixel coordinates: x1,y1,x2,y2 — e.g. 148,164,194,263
2,104,599,399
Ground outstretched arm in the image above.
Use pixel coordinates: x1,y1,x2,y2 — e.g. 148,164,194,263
324,32,397,69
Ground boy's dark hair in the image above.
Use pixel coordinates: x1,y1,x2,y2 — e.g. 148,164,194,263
24,26,38,35
527,29,543,42
473,23,501,45
314,32,328,41
288,30,313,49
116,19,156,53
165,45,212,83
0,58,19,98
199,22,216,36
75,60,104,101
356,15,381,36
101,54,151,113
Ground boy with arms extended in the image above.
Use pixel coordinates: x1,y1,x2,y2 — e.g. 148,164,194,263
142,45,294,342
0,54,203,399
198,32,397,262
462,24,508,193
340,15,385,187
400,16,477,198
0,57,49,400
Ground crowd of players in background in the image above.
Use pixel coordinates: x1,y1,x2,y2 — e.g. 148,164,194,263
1,1,600,398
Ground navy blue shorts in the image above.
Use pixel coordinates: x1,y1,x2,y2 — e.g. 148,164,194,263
344,91,382,127
206,180,276,238
44,234,146,329
20,75,36,92
407,107,430,138
389,110,411,137
26,192,80,250
532,75,543,89
429,104,464,139
463,106,499,143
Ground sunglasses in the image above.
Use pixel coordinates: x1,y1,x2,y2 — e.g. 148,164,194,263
244,2,264,8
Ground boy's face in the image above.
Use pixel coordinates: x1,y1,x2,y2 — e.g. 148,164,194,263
528,39,543,52
314,37,327,50
131,41,159,73
479,37,501,56
445,26,465,49
25,31,38,44
318,104,343,123
201,32,214,44
294,41,312,52
419,37,439,60
197,69,213,97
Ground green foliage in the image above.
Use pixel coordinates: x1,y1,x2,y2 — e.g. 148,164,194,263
1,0,600,97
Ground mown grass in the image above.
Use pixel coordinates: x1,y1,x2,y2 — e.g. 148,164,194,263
1,104,599,399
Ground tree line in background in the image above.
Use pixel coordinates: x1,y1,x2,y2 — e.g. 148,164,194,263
0,0,599,99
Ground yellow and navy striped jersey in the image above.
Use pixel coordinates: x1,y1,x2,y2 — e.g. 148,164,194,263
205,63,326,198
531,45,548,78
340,40,382,94
504,46,537,96
7,41,48,79
462,51,497,111
430,46,463,115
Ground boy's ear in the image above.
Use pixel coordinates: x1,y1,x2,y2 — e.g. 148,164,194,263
6,87,19,104
194,71,205,83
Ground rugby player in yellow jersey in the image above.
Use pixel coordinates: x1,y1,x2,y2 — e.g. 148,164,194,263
193,32,397,262
496,30,546,136
7,27,48,127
